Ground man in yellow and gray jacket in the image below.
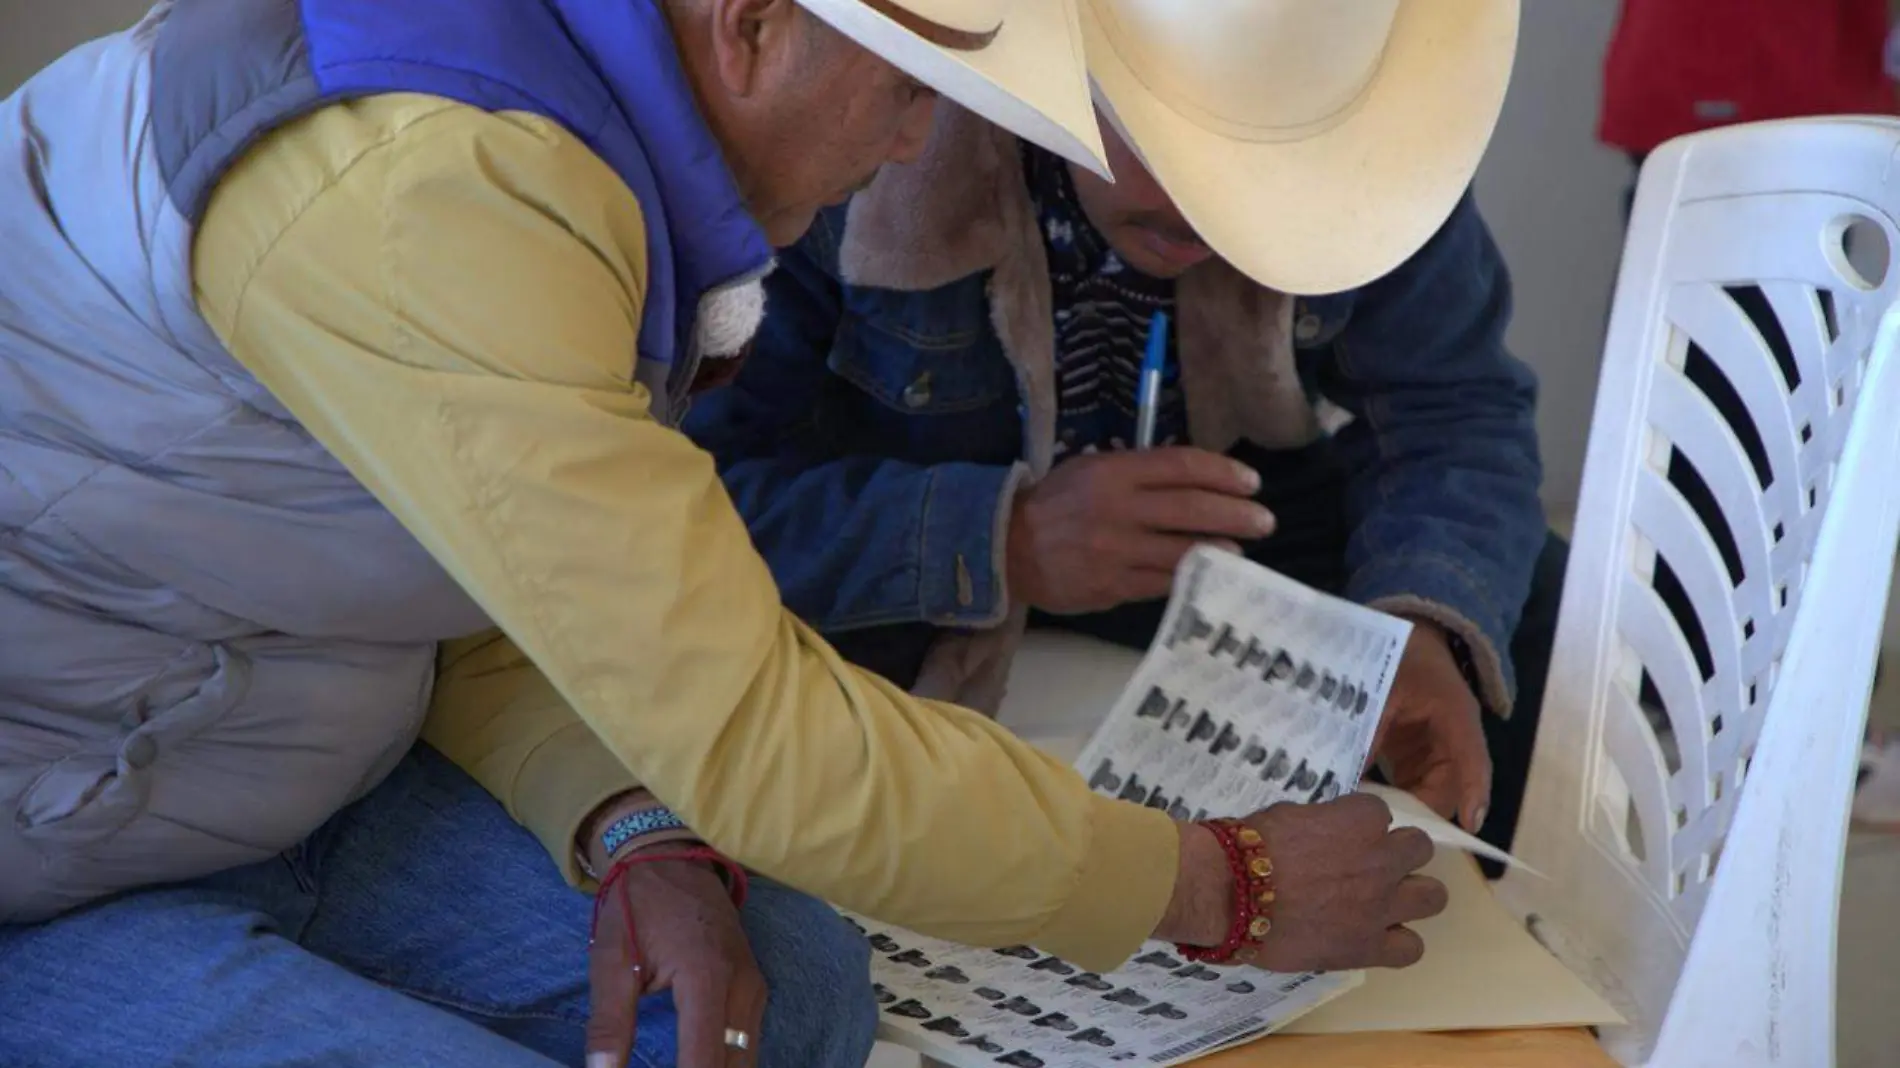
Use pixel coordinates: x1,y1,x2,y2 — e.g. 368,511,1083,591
0,1,1449,1065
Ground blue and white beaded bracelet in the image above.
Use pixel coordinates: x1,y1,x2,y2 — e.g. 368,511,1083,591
599,805,688,859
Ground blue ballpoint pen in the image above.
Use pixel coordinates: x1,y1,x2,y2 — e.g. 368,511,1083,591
1135,309,1170,450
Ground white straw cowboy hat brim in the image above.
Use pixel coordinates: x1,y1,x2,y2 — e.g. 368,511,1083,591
1082,0,1520,295
800,0,1109,176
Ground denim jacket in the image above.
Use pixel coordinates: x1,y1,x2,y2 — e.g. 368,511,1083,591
685,108,1545,714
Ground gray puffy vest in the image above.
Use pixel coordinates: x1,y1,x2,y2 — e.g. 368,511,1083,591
0,11,483,925
0,0,768,922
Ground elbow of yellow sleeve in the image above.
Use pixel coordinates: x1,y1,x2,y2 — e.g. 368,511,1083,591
1026,795,1181,973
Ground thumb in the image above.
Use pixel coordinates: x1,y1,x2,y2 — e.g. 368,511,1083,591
1462,747,1494,835
585,892,643,1068
1364,697,1398,773
1451,700,1494,833
1407,770,1464,822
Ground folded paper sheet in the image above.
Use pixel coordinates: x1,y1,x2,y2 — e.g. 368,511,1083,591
871,549,1620,1066
1363,783,1543,877
860,550,1407,1068
1281,846,1622,1035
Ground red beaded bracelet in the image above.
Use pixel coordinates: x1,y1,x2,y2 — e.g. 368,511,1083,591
1175,819,1276,965
590,846,751,949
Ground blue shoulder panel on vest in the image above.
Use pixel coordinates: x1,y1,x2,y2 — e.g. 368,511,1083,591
297,0,612,135
546,0,773,306
298,0,679,366
147,0,771,382
301,0,772,370
152,0,322,223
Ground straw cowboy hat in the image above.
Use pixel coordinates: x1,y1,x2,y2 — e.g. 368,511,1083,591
1081,0,1521,295
800,0,1109,175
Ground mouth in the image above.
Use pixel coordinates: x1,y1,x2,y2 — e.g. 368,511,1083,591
1136,228,1213,270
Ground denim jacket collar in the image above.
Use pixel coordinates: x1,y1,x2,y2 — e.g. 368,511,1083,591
835,105,1320,478
831,106,1328,710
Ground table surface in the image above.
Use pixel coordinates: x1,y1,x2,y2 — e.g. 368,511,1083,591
1200,1027,1619,1068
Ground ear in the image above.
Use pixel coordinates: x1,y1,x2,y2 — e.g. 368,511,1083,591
707,0,802,98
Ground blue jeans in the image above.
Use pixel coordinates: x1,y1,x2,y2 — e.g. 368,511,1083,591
0,746,877,1068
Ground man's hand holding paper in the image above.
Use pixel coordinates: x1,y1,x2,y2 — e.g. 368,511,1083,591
1369,622,1496,830
854,548,1504,1067
1160,796,1445,974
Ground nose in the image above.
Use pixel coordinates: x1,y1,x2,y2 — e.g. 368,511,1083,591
888,94,938,165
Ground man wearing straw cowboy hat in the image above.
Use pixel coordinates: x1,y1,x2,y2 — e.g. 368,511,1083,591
689,0,1560,851
0,0,1459,1065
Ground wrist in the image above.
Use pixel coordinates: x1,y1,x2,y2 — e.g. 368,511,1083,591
580,792,698,877
609,842,725,887
581,792,647,870
1002,489,1039,608
587,846,751,950
1153,822,1233,946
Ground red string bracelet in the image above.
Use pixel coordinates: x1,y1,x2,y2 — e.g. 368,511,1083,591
589,846,751,950
1175,819,1276,965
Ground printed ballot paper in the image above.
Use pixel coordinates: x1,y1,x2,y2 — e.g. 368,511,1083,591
850,547,1619,1068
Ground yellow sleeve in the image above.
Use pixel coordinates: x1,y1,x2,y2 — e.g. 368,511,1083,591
428,629,639,884
189,93,1178,970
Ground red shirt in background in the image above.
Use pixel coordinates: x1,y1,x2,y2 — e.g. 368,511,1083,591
1601,0,1896,155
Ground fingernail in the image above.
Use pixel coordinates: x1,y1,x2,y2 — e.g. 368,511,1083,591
588,1053,619,1068
1471,806,1489,831
1236,463,1261,493
1252,507,1276,536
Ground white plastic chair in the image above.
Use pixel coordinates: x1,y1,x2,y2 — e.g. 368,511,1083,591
1494,118,1900,1067
992,120,1900,1068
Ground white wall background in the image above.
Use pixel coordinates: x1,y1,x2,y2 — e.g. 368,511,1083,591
0,0,149,92
3,0,1629,510
1473,1,1630,511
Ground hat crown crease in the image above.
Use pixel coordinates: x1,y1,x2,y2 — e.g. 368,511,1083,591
1090,0,1401,142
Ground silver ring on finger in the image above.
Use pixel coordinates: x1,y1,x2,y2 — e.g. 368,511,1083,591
724,1028,752,1052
